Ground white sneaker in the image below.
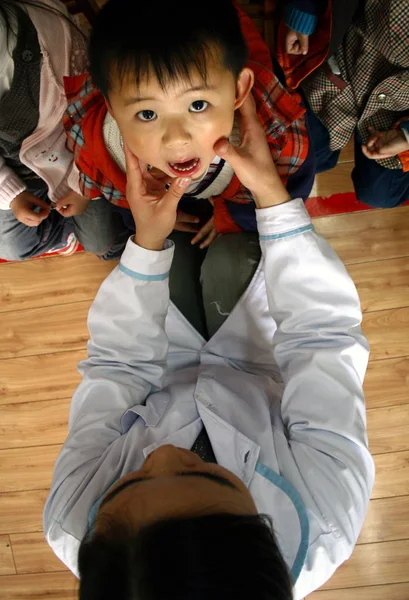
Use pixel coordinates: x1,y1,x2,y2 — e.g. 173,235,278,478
44,233,80,257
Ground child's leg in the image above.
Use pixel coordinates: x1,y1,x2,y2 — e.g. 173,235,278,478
352,133,409,208
305,106,341,173
201,233,261,339
168,231,208,339
72,198,131,260
0,204,73,261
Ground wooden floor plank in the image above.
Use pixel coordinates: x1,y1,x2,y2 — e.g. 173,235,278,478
0,399,70,450
1,301,407,363
364,357,409,409
358,497,409,544
372,451,409,500
362,307,409,361
10,533,66,575
0,350,85,406
348,257,409,313
0,253,116,314
313,205,409,265
0,490,48,534
337,140,355,164
0,571,77,600
0,534,16,576
310,162,355,198
321,540,409,589
310,582,409,600
367,405,409,455
0,445,61,494
0,302,89,359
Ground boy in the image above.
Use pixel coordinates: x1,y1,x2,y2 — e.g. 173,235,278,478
63,0,315,248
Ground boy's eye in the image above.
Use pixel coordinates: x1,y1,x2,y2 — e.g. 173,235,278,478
189,100,209,113
137,110,157,122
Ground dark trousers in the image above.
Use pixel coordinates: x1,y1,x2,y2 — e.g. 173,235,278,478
307,108,409,208
111,200,261,340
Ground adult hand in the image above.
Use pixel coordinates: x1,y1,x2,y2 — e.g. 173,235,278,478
10,191,50,227
124,143,191,251
285,28,309,55
214,95,291,208
56,191,90,217
362,127,409,160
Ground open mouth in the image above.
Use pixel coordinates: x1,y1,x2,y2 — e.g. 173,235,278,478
168,158,201,177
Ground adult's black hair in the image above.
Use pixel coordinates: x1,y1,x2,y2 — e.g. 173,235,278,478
89,0,249,98
78,513,293,600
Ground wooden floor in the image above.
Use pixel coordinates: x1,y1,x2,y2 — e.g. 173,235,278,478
1,154,409,599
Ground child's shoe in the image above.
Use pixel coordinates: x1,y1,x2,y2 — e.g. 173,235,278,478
44,232,80,257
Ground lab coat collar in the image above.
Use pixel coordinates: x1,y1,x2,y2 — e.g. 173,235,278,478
142,397,260,487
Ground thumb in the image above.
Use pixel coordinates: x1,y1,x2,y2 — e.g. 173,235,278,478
164,176,191,210
55,197,70,209
299,33,309,55
213,137,240,166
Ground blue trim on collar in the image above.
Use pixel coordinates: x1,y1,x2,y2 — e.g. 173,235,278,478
259,224,313,241
255,463,309,583
119,263,169,281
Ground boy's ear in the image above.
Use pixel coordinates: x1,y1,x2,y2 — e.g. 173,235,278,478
234,67,255,110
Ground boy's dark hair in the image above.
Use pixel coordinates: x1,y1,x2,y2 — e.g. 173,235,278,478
89,0,249,98
78,513,293,600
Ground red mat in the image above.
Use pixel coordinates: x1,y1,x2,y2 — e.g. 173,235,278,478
1,192,407,263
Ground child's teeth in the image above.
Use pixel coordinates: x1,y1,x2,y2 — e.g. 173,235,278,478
170,159,198,172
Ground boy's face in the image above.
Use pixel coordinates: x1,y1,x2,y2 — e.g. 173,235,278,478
107,55,254,180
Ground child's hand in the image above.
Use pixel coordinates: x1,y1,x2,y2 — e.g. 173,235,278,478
362,127,409,160
10,191,50,227
124,143,191,251
285,28,309,55
174,210,200,233
191,216,217,249
56,192,90,217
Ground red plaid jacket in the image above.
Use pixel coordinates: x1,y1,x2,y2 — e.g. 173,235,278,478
63,5,309,233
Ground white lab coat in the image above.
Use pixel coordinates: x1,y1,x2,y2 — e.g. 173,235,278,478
44,199,374,598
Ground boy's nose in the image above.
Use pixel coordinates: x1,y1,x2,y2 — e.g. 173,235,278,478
162,120,191,148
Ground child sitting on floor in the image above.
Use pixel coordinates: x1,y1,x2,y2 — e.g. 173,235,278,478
63,0,315,250
0,0,126,261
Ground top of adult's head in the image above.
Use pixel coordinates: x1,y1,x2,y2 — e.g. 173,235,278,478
78,513,293,600
89,0,249,98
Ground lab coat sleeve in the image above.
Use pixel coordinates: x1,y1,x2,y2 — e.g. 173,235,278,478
257,199,374,568
44,237,174,522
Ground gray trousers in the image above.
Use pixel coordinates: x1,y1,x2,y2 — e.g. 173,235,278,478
0,196,128,261
169,232,261,339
